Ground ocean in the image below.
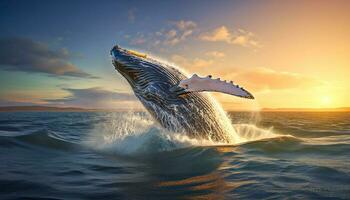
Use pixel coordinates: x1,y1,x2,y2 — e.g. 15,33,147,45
0,111,349,199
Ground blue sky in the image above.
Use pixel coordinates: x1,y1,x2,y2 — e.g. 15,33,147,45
1,0,349,110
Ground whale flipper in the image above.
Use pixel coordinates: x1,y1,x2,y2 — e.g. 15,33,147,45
172,74,254,99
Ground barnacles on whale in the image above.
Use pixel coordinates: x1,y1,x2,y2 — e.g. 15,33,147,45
171,74,254,99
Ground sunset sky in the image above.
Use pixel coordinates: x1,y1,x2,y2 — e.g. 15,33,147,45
0,0,349,111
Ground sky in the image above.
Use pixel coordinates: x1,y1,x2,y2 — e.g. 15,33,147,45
0,0,349,111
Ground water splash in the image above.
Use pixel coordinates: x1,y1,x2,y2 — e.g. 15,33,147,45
233,124,279,143
84,111,282,155
206,93,241,143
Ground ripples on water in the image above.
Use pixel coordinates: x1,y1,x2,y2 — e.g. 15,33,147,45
0,111,349,199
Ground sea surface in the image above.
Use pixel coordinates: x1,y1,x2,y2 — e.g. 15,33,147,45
0,111,349,199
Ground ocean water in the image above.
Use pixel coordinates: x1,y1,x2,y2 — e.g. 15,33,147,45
0,111,349,199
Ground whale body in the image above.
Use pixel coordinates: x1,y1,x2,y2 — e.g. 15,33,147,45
111,45,238,143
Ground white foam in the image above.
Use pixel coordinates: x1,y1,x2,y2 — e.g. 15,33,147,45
84,111,282,156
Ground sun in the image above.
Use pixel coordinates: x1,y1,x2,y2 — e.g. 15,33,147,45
320,95,332,106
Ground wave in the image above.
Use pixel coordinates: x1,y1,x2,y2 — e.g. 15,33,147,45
83,112,285,156
2,111,347,158
272,124,350,138
0,129,76,151
1,111,283,155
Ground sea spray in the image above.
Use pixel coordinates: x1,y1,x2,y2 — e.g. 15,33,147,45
205,92,241,143
84,112,219,155
84,111,282,155
233,124,279,143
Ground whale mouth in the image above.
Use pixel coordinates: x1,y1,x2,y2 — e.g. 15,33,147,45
110,45,144,87
110,45,129,65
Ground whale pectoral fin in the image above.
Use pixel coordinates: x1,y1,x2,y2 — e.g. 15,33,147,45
176,74,255,99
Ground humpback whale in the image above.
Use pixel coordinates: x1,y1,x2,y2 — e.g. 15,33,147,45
110,45,253,143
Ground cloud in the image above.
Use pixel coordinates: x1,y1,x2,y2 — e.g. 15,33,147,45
45,87,139,109
129,20,197,47
174,20,197,40
0,37,97,78
127,21,261,51
0,87,142,110
0,91,50,107
160,20,197,46
200,26,230,42
0,99,38,107
200,26,261,48
205,51,225,58
232,67,323,92
130,33,146,45
171,54,213,71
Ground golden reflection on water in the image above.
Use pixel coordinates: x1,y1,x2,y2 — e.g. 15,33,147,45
117,146,254,199
152,146,251,200
156,172,248,200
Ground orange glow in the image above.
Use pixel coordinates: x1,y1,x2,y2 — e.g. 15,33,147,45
169,1,350,110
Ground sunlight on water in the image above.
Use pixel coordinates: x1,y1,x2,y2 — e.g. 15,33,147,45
1,111,349,199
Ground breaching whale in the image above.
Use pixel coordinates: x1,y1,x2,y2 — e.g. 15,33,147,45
110,45,253,143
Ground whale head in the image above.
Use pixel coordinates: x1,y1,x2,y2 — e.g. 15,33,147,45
111,45,145,88
111,45,184,89
110,45,187,104
111,45,192,131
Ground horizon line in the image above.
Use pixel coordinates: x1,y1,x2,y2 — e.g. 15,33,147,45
0,105,350,112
